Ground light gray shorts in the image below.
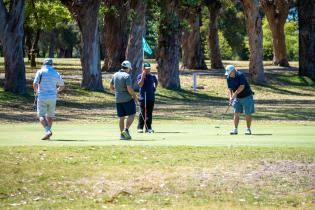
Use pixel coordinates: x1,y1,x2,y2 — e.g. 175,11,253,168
37,99,57,118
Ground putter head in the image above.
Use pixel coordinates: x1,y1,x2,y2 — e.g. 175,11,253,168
214,126,220,128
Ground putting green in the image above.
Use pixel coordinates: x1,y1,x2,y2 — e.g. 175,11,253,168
0,121,314,147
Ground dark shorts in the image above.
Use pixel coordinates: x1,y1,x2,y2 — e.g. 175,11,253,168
116,99,136,117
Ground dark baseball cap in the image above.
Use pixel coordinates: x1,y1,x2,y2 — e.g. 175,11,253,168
143,62,151,69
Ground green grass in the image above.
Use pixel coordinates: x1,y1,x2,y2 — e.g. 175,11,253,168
0,145,314,209
0,58,314,209
0,122,314,147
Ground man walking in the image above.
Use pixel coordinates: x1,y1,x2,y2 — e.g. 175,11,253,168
137,62,158,133
225,65,255,135
33,58,64,140
110,60,138,140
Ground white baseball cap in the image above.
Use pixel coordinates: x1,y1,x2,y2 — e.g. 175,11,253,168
225,65,235,76
121,60,132,69
43,58,53,65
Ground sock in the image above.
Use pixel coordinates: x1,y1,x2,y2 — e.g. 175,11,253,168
44,126,50,133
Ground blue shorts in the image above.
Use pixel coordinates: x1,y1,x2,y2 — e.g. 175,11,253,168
116,99,136,117
233,95,255,115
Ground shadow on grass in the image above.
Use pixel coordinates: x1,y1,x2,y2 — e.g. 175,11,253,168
52,139,89,142
154,132,188,134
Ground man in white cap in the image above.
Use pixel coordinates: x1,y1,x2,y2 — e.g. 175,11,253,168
110,60,138,140
225,65,255,135
33,58,64,140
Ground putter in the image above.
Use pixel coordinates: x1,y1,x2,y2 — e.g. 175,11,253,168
144,91,148,131
215,105,231,129
137,101,149,132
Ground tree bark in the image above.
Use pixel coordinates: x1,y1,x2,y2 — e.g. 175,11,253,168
102,0,130,72
241,0,266,85
156,0,181,90
206,0,224,69
181,6,207,70
48,31,56,58
261,0,290,67
61,0,104,91
0,0,26,94
30,29,40,67
125,0,148,90
298,0,315,80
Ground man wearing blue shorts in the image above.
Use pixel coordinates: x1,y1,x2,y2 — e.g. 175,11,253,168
110,60,138,140
33,58,64,140
225,65,255,135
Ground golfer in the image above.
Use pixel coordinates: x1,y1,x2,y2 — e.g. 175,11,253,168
137,62,158,133
33,58,64,140
225,65,255,135
110,60,138,140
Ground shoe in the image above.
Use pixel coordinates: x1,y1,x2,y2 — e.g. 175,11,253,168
147,129,154,133
41,131,52,140
245,128,252,135
230,128,238,135
137,129,143,133
120,134,129,140
121,129,132,140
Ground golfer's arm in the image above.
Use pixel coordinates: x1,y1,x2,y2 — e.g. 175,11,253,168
234,85,245,96
127,86,137,99
33,83,38,95
138,76,145,87
110,83,115,91
57,85,64,93
228,89,233,99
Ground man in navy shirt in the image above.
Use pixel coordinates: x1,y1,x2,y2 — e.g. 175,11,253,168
137,63,158,133
225,65,255,135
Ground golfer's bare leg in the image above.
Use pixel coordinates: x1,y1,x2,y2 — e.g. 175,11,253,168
119,117,125,132
234,112,241,128
126,114,135,130
245,115,252,128
46,117,53,129
40,117,48,128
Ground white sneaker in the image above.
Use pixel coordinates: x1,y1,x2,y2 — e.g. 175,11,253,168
230,128,238,135
147,129,154,133
137,129,143,133
245,128,252,135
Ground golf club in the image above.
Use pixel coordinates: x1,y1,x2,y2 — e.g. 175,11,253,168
215,104,231,129
136,100,149,132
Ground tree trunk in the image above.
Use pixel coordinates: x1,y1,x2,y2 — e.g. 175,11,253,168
156,0,181,90
30,29,40,67
61,0,104,91
25,27,32,62
261,0,290,67
298,0,315,80
181,6,207,70
241,0,266,85
0,0,26,94
125,0,148,90
48,31,56,58
102,0,130,72
207,0,224,69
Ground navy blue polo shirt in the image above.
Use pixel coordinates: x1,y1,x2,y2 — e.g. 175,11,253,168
137,73,158,101
227,71,252,98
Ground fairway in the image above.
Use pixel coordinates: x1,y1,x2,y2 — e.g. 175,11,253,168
0,122,314,147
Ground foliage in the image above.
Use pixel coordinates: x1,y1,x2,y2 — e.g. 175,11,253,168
285,20,299,61
218,31,233,59
25,0,71,31
263,17,299,61
262,17,273,60
217,1,248,60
